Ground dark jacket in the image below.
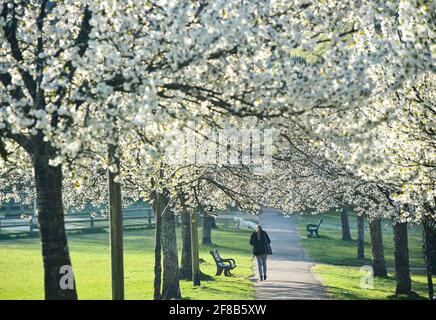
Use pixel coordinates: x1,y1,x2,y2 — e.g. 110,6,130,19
250,230,271,256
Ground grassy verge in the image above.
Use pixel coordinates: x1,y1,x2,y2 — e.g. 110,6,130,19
0,218,255,300
312,265,428,300
299,212,429,300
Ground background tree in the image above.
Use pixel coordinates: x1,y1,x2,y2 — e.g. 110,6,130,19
393,221,412,295
202,215,213,245
368,218,388,278
178,194,192,280
357,214,365,259
341,206,352,241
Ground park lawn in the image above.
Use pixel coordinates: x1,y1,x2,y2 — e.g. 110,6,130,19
312,264,428,300
0,218,255,300
298,212,429,300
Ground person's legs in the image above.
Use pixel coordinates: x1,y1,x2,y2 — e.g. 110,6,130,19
261,254,268,279
255,255,264,280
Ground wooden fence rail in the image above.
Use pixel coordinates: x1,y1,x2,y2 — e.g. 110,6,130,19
0,207,154,238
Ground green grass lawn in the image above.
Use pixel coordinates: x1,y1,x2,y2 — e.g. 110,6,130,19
0,218,255,300
299,212,429,300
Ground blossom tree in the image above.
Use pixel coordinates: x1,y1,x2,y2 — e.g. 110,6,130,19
269,135,423,292
1,0,432,300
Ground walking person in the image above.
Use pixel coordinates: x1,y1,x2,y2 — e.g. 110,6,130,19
250,224,272,281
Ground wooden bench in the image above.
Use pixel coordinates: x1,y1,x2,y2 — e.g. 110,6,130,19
210,249,236,276
306,219,323,237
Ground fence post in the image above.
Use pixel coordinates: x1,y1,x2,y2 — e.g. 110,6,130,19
90,215,94,228
0,217,2,235
30,218,33,233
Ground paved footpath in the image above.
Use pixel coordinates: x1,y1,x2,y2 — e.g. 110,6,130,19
253,208,331,300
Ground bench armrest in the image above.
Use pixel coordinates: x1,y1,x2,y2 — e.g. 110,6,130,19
222,258,236,267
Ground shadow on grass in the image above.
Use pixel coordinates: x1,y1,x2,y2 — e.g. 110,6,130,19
301,234,373,267
179,271,216,283
387,291,425,300
200,243,251,255
322,285,425,300
199,272,216,282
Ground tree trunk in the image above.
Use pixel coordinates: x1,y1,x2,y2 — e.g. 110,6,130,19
369,218,387,277
341,207,352,241
161,206,181,299
202,215,213,245
211,217,218,229
393,222,411,295
152,193,162,300
108,143,124,300
191,210,201,286
179,211,192,280
431,227,436,275
33,149,77,300
357,214,365,259
423,220,434,299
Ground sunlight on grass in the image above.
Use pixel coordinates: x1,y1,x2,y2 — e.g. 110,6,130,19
299,212,428,300
313,264,427,300
0,219,255,300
